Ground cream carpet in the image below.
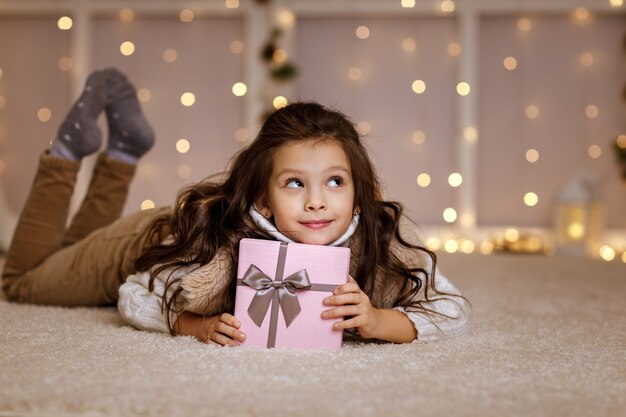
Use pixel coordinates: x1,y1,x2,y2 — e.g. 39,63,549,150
1,252,625,417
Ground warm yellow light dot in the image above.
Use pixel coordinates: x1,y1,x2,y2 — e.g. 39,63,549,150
505,228,519,243
180,92,196,107
401,0,416,7
120,41,135,56
517,18,532,32
444,239,459,253
119,9,135,23
37,108,52,122
526,105,540,119
622,251,626,263
348,67,362,81
460,240,475,254
235,128,249,143
448,172,463,187
503,56,518,71
588,145,602,159
225,0,239,9
480,241,494,255
610,0,624,6
585,104,599,119
580,52,594,67
456,82,470,96
58,57,73,71
0,68,3,79
574,7,590,22
357,122,371,135
230,40,244,54
463,127,478,142
425,237,441,251
277,10,295,28
412,130,426,144
443,208,457,223
137,88,151,103
524,192,538,207
0,96,6,110
356,26,370,39
273,49,287,63
412,80,426,94
447,42,462,56
617,135,626,149
441,0,455,13
568,222,585,240
402,38,417,52
417,173,431,188
232,82,247,97
57,16,73,30
176,139,190,153
273,96,288,109
526,148,539,163
141,199,155,210
180,9,194,22
178,164,192,179
163,48,178,63
460,214,475,228
599,245,615,261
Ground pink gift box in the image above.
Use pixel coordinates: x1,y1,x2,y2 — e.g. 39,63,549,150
234,238,350,349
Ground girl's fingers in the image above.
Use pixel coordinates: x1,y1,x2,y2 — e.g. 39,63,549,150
321,305,360,319
220,313,241,329
323,292,360,306
332,316,360,330
332,283,360,296
215,321,246,342
212,332,239,347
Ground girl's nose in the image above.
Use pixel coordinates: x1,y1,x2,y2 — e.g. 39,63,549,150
305,192,326,212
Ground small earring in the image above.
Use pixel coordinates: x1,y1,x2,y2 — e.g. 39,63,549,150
353,209,360,216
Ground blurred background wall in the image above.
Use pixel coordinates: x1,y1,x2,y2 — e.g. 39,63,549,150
0,0,625,257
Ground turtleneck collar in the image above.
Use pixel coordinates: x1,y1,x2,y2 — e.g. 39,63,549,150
248,206,359,247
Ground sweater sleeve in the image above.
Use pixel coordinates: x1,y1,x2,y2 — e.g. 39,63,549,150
393,259,471,343
118,270,181,334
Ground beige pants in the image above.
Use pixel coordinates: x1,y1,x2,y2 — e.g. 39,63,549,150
2,153,168,306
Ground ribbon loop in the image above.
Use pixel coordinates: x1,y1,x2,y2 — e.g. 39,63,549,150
241,264,311,328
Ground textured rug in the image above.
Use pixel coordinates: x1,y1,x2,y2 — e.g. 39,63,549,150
1,252,625,417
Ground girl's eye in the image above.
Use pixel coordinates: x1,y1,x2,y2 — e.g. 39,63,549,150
328,177,343,187
285,179,303,188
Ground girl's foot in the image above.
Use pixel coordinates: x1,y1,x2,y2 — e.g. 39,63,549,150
104,68,155,164
49,71,106,160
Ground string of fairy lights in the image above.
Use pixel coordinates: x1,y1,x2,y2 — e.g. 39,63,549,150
0,0,625,262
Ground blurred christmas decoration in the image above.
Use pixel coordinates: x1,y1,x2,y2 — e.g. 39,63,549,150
488,230,552,255
553,175,604,256
260,28,298,82
614,135,626,184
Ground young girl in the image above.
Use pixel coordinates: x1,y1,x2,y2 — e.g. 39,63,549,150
2,69,470,346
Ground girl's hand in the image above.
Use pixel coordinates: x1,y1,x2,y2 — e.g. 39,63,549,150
174,312,246,347
321,276,381,339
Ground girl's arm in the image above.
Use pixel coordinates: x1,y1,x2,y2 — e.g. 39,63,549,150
173,312,246,346
117,271,171,333
322,276,418,343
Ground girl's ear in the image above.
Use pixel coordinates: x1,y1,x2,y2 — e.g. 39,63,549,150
254,197,273,219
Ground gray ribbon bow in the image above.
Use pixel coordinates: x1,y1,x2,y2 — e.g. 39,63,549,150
242,264,311,328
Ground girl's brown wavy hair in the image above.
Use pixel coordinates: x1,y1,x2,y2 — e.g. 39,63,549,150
135,101,465,335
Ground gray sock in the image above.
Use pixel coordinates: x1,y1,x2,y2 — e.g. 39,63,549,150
104,68,155,164
49,71,106,160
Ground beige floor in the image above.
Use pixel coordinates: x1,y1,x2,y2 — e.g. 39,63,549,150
1,252,625,417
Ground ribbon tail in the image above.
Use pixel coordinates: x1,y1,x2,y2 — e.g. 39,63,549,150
248,288,275,327
278,287,302,328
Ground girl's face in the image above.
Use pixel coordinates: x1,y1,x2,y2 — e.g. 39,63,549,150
257,139,356,245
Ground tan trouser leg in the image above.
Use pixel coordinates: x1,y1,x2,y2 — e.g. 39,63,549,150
2,152,167,305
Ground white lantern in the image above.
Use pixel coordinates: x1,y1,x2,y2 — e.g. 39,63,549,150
554,176,604,256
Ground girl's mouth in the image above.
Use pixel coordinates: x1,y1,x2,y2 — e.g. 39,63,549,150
300,220,333,230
